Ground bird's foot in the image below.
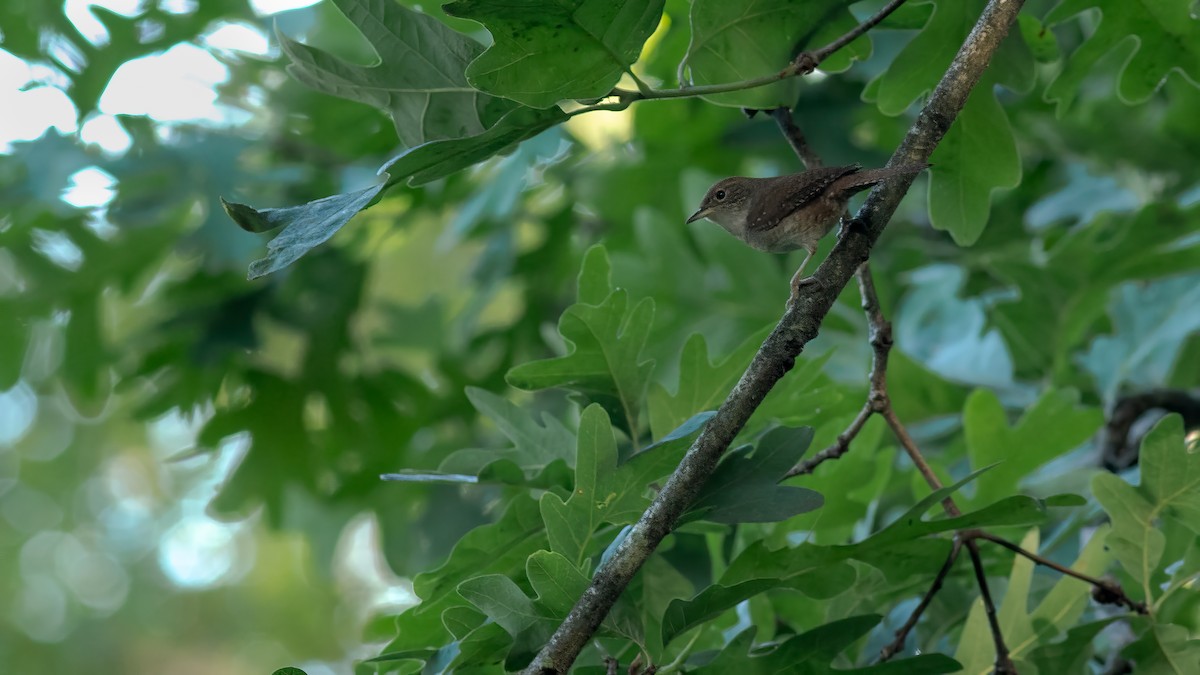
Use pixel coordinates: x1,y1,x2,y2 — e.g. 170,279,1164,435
788,275,825,306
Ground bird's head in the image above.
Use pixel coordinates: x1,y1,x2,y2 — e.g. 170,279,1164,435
686,177,754,230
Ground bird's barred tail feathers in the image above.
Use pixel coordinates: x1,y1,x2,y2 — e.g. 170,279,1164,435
832,163,931,196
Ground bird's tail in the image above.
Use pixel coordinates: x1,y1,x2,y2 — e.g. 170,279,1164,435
832,163,930,196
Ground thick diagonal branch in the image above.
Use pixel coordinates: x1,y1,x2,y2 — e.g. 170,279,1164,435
524,1,1025,672
771,106,1015,671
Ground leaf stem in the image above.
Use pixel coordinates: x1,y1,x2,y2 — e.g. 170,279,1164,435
1155,571,1200,613
636,68,804,100
656,629,703,674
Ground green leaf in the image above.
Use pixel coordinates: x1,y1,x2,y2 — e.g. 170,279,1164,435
1122,621,1200,675
635,555,694,660
61,295,111,415
223,183,386,279
525,550,589,617
230,105,566,279
1078,274,1200,403
445,621,512,670
441,606,486,639
539,404,618,564
456,565,633,668
507,246,655,437
1141,419,1200,527
648,330,766,439
663,469,1061,643
277,0,513,147
1093,415,1200,593
1017,14,1060,64
379,470,480,484
894,264,1014,388
381,105,569,185
927,81,1022,245
787,415,891,540
872,0,981,116
606,411,714,523
988,205,1200,381
457,574,551,637
361,646,432,670
643,410,714,449
693,618,960,674
1045,0,1200,113
443,0,666,109
756,349,841,426
537,401,700,559
437,387,577,487
878,2,935,30
871,0,1030,244
1027,619,1121,675
963,388,1102,510
380,495,547,651
887,349,972,423
414,494,547,602
526,550,644,643
683,426,824,524
681,0,871,109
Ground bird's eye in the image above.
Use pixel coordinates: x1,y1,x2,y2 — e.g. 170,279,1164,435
715,189,726,200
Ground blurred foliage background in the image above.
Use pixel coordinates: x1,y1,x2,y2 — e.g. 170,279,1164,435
1,0,1198,673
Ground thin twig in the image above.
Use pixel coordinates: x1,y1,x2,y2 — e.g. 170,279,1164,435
787,403,872,476
785,262,894,478
859,264,893,407
882,407,961,516
967,539,1018,673
880,536,964,660
978,532,1149,614
627,0,910,101
809,0,910,65
769,107,824,170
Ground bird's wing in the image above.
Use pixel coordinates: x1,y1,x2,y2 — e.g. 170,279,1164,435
745,164,861,233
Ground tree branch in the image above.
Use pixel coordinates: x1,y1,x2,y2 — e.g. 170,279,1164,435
787,262,895,478
524,2,1025,672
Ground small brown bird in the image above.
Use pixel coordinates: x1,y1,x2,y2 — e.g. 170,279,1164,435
686,163,928,298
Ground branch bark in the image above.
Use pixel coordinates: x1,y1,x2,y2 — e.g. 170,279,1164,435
525,1,1025,671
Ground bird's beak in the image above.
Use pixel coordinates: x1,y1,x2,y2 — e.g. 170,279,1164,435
686,208,710,224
